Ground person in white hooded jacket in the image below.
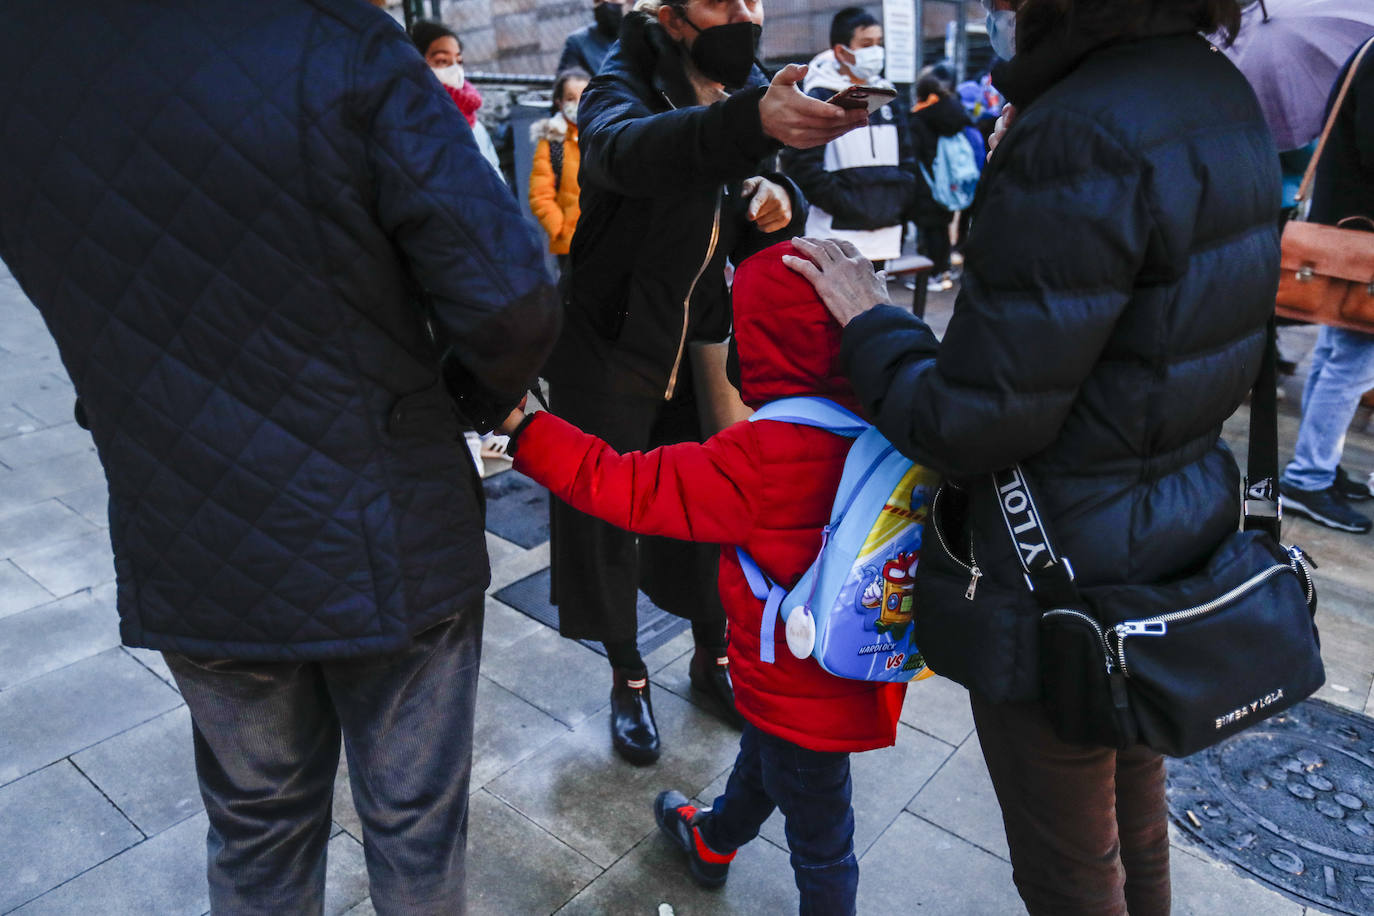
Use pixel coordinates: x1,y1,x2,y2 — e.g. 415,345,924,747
780,6,919,265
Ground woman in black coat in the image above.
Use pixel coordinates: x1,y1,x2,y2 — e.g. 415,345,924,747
542,0,867,767
786,0,1278,911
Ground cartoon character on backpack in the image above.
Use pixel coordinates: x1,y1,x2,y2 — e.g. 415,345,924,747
863,552,918,638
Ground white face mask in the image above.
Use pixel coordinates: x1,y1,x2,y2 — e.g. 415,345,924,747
986,10,1016,60
845,44,885,81
433,63,465,90
562,101,579,125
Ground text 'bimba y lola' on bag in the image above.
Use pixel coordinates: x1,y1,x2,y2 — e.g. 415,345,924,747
1001,322,1323,757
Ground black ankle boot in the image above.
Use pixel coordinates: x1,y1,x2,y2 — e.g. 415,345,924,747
689,650,745,730
610,667,660,765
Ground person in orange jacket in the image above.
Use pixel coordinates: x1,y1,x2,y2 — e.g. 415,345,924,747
529,69,591,273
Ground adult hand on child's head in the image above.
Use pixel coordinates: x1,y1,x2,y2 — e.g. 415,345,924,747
742,176,792,233
783,237,891,327
760,65,870,150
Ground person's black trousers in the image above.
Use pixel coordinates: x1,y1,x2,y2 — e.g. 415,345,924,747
548,380,726,644
163,606,484,916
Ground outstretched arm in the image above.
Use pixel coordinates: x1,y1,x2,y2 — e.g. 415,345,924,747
507,411,762,545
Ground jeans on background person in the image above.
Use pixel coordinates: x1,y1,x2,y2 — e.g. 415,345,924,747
699,724,859,916
970,694,1170,916
1282,325,1374,491
164,607,484,916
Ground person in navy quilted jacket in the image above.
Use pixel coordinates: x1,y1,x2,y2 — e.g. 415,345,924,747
0,1,560,912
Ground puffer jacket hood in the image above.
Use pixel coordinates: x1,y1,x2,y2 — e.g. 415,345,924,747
732,241,863,413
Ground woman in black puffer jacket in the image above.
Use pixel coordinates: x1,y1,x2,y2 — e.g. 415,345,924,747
786,0,1278,912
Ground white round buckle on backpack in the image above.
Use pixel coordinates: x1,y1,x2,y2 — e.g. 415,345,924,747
785,606,816,659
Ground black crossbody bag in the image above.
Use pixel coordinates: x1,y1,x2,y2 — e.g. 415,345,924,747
997,320,1324,757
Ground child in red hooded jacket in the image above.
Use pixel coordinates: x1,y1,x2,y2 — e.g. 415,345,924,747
499,241,907,913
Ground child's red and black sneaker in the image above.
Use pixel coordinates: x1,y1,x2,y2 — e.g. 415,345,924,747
653,789,736,888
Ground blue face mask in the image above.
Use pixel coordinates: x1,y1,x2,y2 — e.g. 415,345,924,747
986,9,1016,60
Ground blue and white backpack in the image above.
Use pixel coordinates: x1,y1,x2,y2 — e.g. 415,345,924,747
920,132,980,212
736,397,940,683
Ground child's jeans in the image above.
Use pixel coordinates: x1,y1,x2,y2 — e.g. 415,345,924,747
699,723,858,916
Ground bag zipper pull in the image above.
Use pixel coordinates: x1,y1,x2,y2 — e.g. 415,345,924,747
964,565,982,600
1116,620,1167,637
1286,544,1318,569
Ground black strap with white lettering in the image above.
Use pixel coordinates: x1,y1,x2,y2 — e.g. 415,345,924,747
995,319,1282,609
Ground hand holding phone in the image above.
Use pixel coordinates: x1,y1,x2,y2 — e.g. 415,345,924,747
826,85,898,114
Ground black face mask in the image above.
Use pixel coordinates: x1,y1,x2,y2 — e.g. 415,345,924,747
680,15,761,89
593,2,622,37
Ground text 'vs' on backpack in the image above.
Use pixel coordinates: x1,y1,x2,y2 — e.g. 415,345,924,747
736,397,941,683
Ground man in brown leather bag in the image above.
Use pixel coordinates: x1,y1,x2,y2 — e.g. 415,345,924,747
1280,38,1374,534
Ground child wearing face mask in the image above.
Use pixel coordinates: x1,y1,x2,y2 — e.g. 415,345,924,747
780,7,918,270
529,68,592,274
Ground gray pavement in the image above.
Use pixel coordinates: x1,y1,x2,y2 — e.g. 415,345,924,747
1,262,1370,915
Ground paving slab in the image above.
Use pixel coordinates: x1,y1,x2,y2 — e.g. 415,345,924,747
555,824,797,916
121,645,178,691
1308,610,1374,714
696,722,955,861
0,583,119,690
70,706,201,837
856,812,1023,914
487,686,740,868
905,731,1011,860
1170,843,1306,916
901,674,976,748
330,752,363,844
0,560,53,620
480,620,616,729
8,528,113,599
10,811,209,916
467,789,601,915
0,761,144,913
0,498,97,558
470,674,570,793
0,405,45,441
0,422,95,469
323,832,371,916
4,372,76,428
480,595,547,655
0,648,182,785
0,450,104,517
55,482,109,529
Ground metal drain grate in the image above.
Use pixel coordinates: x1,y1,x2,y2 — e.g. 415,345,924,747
1167,699,1374,915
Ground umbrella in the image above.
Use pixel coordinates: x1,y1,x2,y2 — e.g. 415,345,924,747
1216,0,1374,151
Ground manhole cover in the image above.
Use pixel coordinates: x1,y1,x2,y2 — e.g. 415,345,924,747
1167,699,1374,915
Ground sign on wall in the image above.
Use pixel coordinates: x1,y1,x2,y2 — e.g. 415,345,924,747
884,0,918,84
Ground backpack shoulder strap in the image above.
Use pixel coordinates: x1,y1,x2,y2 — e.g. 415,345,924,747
747,396,868,438
735,546,787,665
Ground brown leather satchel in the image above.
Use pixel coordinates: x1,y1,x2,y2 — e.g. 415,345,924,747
1276,36,1374,333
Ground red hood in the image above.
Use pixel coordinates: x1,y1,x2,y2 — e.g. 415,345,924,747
732,241,864,414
